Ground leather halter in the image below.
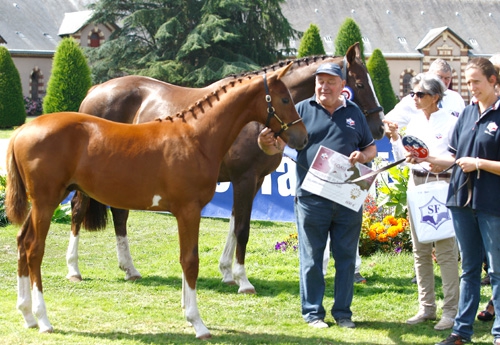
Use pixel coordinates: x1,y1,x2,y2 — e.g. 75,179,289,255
263,74,303,138
342,56,384,117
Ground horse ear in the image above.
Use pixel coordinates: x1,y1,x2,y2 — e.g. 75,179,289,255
345,42,360,64
276,62,293,80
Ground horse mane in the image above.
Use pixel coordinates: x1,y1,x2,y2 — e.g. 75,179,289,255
155,74,256,123
227,55,343,79
154,55,343,123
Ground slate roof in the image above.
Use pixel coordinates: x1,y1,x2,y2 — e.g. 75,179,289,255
2,0,500,58
281,0,500,57
0,0,92,53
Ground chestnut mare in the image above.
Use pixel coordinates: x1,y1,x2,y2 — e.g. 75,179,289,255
5,64,307,339
67,42,384,294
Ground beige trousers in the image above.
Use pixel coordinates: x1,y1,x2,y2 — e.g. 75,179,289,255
408,173,460,318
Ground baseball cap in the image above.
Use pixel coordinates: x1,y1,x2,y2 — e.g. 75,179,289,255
314,63,344,80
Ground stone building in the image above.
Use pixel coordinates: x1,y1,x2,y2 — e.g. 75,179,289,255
2,0,500,104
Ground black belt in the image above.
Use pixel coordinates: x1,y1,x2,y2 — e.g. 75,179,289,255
412,170,451,178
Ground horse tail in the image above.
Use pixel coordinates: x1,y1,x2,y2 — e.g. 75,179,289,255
5,130,29,225
82,198,109,231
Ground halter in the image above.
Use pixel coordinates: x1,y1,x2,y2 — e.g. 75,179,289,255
342,56,384,117
262,74,303,138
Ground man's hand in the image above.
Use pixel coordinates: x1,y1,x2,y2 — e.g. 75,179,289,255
257,127,285,155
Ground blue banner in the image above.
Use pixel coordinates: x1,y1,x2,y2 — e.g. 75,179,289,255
201,137,393,222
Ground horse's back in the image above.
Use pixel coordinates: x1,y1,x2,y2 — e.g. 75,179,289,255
80,76,218,124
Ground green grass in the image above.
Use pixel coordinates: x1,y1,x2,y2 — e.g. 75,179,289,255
0,116,36,139
0,211,495,344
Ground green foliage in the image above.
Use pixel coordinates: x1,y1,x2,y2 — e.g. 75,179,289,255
367,49,398,113
297,24,325,57
0,175,9,226
86,0,299,86
377,165,410,219
0,46,26,128
43,38,92,114
334,18,365,61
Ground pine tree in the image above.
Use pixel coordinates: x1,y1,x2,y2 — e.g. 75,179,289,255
297,24,325,57
43,38,92,114
334,18,365,61
367,48,398,113
86,0,299,86
0,46,26,128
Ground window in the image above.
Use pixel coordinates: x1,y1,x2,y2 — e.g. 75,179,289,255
402,73,413,96
90,31,100,47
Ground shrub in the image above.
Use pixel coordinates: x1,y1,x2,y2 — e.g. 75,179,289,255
0,46,26,127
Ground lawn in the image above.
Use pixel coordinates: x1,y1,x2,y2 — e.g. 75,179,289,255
0,211,494,344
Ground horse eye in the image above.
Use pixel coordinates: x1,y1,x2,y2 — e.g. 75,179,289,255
356,83,364,89
282,98,290,104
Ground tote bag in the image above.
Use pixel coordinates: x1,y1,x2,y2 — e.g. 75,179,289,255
407,180,455,244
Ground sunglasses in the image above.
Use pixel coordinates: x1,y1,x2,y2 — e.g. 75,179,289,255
409,91,429,99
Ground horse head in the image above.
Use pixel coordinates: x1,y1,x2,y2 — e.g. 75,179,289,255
344,42,385,140
264,63,308,150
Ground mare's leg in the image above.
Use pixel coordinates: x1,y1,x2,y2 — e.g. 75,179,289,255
17,205,55,333
176,209,210,339
110,208,141,280
66,192,89,282
219,177,261,294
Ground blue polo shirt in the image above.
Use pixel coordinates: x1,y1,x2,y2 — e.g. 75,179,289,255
295,95,375,196
447,98,500,216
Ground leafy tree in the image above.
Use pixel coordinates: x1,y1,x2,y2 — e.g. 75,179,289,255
43,38,92,114
86,0,300,86
0,46,26,128
297,24,325,58
334,18,365,61
367,48,398,113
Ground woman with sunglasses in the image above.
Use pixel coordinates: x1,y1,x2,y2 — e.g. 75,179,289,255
385,73,460,332
420,57,500,345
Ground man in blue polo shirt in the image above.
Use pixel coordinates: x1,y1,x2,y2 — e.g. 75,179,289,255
259,62,376,329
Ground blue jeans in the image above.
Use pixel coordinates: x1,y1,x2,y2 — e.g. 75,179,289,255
449,207,500,341
295,194,362,323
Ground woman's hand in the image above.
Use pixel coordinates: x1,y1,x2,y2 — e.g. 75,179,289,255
383,119,400,141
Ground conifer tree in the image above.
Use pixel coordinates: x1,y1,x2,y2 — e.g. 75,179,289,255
43,38,92,114
334,18,365,61
86,0,299,86
0,46,26,127
297,24,325,57
367,48,398,113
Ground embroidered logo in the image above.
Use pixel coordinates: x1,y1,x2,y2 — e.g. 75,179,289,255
341,86,354,100
435,133,443,139
346,118,355,128
418,196,451,230
485,122,498,136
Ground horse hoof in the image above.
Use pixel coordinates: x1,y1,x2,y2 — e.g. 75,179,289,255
67,275,82,282
39,326,54,333
125,274,142,281
196,333,212,340
238,287,256,294
222,279,236,286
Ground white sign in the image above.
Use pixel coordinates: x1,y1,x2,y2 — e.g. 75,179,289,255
301,146,376,211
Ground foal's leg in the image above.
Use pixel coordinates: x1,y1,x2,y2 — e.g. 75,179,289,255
176,210,210,339
17,207,54,333
110,208,141,280
17,213,38,329
66,192,89,282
